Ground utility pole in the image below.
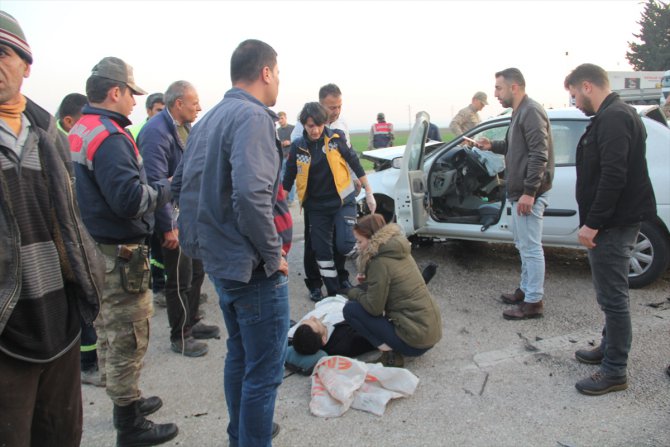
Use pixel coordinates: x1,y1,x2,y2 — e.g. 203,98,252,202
407,105,411,130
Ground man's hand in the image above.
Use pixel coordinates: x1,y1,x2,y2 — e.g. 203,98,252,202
162,229,179,250
278,256,289,276
476,137,492,151
578,225,598,249
516,194,535,216
281,139,291,148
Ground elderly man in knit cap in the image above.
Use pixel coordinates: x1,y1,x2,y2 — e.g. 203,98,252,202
0,10,105,446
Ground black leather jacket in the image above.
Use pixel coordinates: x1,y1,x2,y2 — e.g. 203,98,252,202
575,93,656,229
0,98,103,333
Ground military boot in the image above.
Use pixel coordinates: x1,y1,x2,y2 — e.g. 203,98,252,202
113,401,178,447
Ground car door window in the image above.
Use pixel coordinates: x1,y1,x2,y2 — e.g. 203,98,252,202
551,120,588,166
406,121,428,171
473,125,508,143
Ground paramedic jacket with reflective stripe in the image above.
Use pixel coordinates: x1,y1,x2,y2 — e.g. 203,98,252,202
283,127,365,206
68,105,171,244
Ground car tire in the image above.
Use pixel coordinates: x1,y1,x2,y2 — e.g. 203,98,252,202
628,221,670,289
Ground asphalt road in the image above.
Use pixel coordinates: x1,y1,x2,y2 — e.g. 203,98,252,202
81,204,670,447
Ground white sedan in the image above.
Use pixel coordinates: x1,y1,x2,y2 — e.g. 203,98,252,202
359,107,670,288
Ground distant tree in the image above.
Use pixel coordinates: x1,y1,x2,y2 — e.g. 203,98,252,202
626,0,670,70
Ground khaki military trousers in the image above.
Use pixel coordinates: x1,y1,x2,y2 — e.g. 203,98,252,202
95,244,153,406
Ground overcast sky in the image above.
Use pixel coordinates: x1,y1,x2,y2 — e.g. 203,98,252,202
6,0,645,130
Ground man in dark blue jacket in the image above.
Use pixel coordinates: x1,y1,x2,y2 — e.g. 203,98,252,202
565,63,656,396
69,57,178,447
139,80,219,358
178,39,287,447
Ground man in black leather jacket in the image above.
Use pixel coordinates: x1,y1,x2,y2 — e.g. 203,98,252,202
565,63,656,396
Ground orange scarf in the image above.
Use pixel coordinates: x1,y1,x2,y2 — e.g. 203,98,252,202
0,95,27,136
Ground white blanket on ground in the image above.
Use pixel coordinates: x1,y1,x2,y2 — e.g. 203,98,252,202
309,356,420,417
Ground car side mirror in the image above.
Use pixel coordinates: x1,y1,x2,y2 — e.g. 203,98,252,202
391,157,403,169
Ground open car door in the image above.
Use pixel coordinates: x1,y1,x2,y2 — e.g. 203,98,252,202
394,111,430,235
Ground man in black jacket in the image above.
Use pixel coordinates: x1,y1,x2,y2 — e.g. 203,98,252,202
565,63,656,396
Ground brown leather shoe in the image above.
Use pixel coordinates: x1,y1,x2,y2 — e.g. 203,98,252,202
500,288,525,304
503,301,543,320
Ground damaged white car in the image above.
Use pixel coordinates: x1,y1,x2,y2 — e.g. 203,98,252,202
358,107,670,288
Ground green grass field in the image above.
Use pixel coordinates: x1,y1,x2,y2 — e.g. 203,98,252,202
349,128,454,170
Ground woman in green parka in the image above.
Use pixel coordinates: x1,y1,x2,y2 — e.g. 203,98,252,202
343,214,442,367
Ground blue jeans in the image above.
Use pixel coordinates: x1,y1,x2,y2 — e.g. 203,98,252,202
211,271,289,447
588,223,639,377
343,301,429,357
510,193,548,303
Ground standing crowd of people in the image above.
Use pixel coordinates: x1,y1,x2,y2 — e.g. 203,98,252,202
0,9,662,447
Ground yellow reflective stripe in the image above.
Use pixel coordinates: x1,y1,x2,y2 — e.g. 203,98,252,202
80,344,97,352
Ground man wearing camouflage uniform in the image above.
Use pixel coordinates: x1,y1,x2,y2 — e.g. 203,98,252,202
449,91,488,136
69,57,177,447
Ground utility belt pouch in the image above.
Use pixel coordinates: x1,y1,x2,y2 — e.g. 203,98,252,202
118,245,150,294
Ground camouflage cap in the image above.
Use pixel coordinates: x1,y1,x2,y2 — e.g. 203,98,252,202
91,57,148,95
473,91,488,105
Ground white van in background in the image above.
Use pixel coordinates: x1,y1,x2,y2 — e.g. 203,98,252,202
661,69,670,106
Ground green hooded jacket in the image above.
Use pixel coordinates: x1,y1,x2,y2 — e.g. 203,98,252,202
348,223,442,349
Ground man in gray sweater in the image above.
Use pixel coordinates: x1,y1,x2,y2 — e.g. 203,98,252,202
478,68,554,320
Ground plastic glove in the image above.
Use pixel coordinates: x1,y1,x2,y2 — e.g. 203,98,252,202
365,191,377,214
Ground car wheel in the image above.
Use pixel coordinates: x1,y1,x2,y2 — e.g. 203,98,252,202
628,221,670,289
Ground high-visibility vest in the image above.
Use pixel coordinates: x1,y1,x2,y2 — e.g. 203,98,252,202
69,114,140,170
372,122,393,148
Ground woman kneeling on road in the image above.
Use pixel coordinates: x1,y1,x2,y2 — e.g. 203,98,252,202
343,214,442,367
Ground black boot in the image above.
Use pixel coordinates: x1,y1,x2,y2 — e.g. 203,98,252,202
421,262,438,285
113,401,178,447
304,278,323,302
137,396,162,416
